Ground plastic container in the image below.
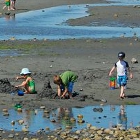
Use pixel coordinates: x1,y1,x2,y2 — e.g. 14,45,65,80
109,77,116,90
17,90,24,96
14,103,22,109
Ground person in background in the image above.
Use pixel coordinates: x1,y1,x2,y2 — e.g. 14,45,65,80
109,52,133,99
10,0,16,10
3,0,11,11
53,71,78,99
15,68,36,94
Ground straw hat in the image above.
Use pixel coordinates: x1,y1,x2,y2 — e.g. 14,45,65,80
20,68,31,75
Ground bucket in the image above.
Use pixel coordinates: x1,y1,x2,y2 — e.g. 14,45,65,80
109,77,116,90
17,90,24,96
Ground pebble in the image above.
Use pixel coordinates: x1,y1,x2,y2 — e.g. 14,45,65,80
18,119,24,125
40,106,45,109
79,88,83,91
8,134,14,138
2,109,8,112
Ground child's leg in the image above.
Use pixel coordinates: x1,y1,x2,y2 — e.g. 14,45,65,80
8,6,10,10
3,5,6,10
120,86,125,98
20,81,30,94
68,82,74,98
10,2,15,10
120,76,127,98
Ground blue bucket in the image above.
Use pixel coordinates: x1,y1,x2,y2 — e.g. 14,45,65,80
18,90,24,96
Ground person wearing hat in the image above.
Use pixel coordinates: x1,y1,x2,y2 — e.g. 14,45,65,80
109,52,133,99
15,68,36,94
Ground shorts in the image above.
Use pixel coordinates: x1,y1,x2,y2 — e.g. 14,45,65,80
60,82,74,93
5,1,10,6
117,75,127,86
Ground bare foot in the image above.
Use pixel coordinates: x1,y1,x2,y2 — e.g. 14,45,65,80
10,8,15,10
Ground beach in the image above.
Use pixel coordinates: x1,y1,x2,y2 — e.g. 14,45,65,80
0,0,140,139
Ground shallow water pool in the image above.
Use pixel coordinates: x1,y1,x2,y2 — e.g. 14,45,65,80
1,105,140,134
0,1,140,40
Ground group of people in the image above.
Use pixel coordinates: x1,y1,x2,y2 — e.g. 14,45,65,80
15,68,78,99
15,51,133,100
3,0,16,11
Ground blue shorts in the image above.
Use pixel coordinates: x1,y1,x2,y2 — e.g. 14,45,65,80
60,82,74,93
117,75,127,86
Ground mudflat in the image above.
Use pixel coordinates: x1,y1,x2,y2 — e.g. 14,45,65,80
0,38,139,109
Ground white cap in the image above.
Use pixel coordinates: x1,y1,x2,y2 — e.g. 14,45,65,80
20,68,31,75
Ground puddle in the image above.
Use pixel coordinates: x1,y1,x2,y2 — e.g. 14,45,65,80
0,1,140,40
1,105,140,134
0,49,22,57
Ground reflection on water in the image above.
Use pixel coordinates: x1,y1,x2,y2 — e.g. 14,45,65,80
117,105,127,129
4,13,15,21
0,1,140,40
0,105,140,134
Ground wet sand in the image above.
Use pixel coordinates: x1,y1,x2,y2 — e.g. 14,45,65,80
0,38,140,139
0,0,140,139
0,38,139,109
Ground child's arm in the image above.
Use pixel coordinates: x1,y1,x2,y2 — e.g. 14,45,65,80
16,75,25,80
109,66,115,76
15,77,29,88
61,88,68,98
128,67,133,78
57,85,61,96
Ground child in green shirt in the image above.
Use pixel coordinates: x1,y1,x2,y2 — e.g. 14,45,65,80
53,71,78,99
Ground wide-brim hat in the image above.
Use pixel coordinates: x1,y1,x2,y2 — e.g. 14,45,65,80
20,68,31,75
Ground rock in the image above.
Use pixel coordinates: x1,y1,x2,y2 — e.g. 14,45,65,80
70,117,76,122
77,114,83,119
65,126,72,129
79,88,83,91
23,138,29,140
40,106,45,109
18,120,24,125
51,119,56,123
11,121,15,125
45,127,50,131
114,13,118,17
131,58,138,64
87,124,92,129
17,108,22,112
101,99,107,103
77,119,85,123
3,112,9,116
2,109,8,112
8,134,14,138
